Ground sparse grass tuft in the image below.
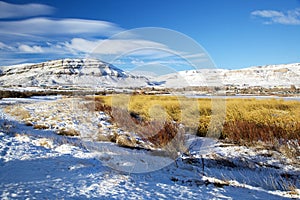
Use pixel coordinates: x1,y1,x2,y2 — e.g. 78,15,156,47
57,128,80,136
33,124,49,130
4,106,31,120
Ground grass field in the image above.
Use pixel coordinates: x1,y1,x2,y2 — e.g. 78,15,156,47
91,95,300,157
4,94,299,158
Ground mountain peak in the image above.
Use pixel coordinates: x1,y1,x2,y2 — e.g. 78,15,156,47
0,58,149,88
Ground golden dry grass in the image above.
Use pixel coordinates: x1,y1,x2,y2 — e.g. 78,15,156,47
4,106,31,120
4,95,299,156
92,95,300,147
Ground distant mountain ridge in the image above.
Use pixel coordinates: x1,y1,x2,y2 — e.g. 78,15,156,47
0,59,300,89
153,63,300,88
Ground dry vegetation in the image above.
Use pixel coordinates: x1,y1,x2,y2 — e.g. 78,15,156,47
91,95,300,158
4,106,31,120
57,128,80,136
4,100,81,137
3,94,299,158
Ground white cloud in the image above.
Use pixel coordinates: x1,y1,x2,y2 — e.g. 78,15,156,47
0,1,212,71
63,38,207,69
0,1,54,19
251,8,300,25
0,2,125,65
0,17,123,37
1,38,169,56
89,39,168,55
64,38,99,53
63,38,176,61
18,44,44,53
0,41,15,51
12,38,209,68
16,42,73,54
251,10,283,18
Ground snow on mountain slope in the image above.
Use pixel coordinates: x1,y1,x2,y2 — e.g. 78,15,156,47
1,60,300,89
223,63,300,87
152,63,300,88
153,69,225,88
0,58,149,88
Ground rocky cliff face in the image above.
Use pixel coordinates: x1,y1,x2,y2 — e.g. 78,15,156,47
0,58,149,88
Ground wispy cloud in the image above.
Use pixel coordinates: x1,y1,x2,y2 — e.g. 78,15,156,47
0,1,125,65
0,41,9,49
0,38,170,56
0,1,54,19
92,39,168,55
0,41,65,54
0,3,124,65
251,8,300,25
64,38,102,54
1,36,211,69
0,17,123,38
0,1,209,71
18,44,44,53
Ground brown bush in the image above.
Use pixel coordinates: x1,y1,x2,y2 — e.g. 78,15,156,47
222,120,300,145
143,121,179,147
83,96,112,113
91,99,183,151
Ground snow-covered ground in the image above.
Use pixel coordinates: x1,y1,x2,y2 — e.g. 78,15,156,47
0,97,299,199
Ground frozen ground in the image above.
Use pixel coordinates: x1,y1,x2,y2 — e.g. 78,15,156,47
0,97,299,199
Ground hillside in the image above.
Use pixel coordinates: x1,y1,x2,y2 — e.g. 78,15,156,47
0,59,149,89
1,59,300,89
154,63,300,88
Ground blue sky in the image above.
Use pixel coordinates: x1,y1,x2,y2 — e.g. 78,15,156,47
0,0,300,70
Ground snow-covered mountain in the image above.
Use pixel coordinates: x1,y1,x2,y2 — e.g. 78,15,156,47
0,59,300,89
154,63,300,88
0,59,149,88
223,63,300,87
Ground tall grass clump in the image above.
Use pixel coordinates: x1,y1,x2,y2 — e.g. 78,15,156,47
223,98,300,145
